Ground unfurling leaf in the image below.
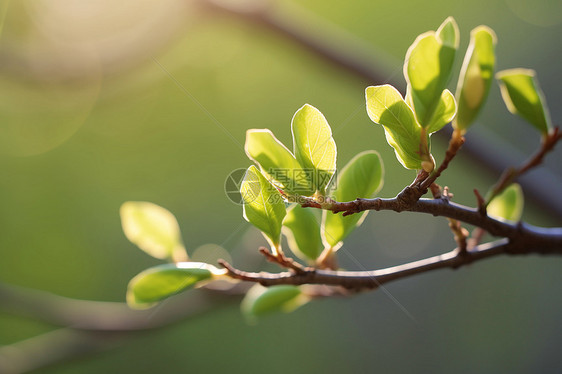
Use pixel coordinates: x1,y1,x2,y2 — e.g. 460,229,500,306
282,204,323,262
454,26,497,131
120,201,187,262
240,165,286,248
127,262,218,308
291,104,337,194
496,69,551,135
241,284,307,320
404,17,459,128
488,183,524,222
245,129,315,196
323,151,384,249
365,85,424,170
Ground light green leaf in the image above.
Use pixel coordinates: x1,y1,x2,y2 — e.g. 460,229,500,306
404,17,458,127
488,183,524,222
437,16,460,48
282,204,323,261
496,69,551,135
120,201,187,262
291,104,337,194
454,26,497,131
127,262,217,308
245,129,315,196
453,26,496,131
241,284,307,319
365,85,424,169
426,89,457,134
240,165,287,248
322,151,384,249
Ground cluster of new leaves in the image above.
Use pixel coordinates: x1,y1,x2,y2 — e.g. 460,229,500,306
243,105,383,257
123,17,554,319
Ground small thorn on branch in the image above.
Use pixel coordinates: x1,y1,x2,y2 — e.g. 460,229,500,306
474,189,486,215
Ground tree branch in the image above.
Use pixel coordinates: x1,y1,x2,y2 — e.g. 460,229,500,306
304,193,562,244
221,186,562,290
219,237,562,289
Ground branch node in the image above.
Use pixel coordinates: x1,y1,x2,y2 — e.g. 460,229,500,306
258,247,309,274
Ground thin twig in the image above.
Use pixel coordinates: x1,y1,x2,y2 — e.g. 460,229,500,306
219,238,561,289
486,127,561,205
300,192,512,233
258,247,310,273
419,128,465,191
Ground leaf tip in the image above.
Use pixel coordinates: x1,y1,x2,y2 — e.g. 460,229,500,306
471,25,497,44
437,16,460,48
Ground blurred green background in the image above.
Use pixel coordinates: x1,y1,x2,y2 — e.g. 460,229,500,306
0,0,561,372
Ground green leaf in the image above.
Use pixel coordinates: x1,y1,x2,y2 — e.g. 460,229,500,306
437,16,460,48
240,165,287,248
496,69,551,135
120,201,187,262
245,129,315,196
454,26,497,131
404,17,459,127
487,183,524,222
322,151,384,249
282,204,323,261
426,89,457,134
127,262,217,308
291,104,337,194
365,85,424,169
241,284,306,319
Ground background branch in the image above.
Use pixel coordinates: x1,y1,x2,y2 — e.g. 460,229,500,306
0,285,244,373
0,283,243,331
0,329,119,374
